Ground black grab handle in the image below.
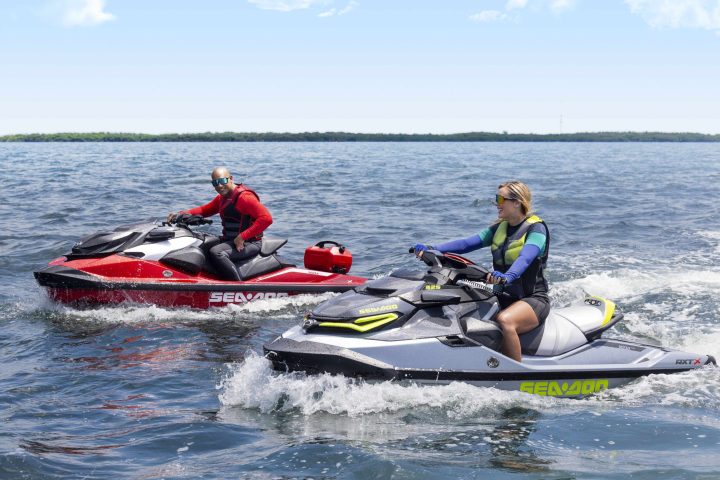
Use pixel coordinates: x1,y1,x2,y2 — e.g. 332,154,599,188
315,240,345,253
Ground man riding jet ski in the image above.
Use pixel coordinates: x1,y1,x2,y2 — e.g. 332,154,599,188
264,250,715,397
34,214,365,309
167,166,273,281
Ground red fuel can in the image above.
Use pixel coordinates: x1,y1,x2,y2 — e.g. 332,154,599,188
304,241,353,274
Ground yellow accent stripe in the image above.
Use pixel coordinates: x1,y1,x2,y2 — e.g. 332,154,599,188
590,296,616,326
354,313,397,324
319,313,398,333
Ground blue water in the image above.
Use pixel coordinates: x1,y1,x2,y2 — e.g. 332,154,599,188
1,142,719,479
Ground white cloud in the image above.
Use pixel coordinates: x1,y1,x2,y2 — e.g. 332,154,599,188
506,0,529,10
318,1,357,17
470,10,507,23
549,0,576,13
472,0,575,23
57,0,115,27
338,1,357,15
625,0,720,32
247,0,327,12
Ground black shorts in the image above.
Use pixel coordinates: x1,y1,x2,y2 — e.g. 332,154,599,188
499,293,551,323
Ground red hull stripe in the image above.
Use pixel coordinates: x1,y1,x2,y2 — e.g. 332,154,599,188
43,287,305,309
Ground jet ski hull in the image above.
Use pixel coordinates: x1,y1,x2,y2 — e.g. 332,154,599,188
35,259,366,309
264,327,716,398
34,219,367,309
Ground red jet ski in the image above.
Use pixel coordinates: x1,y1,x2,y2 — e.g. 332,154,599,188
34,215,366,309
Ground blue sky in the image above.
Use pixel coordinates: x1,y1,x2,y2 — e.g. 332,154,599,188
1,0,719,134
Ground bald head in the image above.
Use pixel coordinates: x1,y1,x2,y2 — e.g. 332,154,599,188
210,166,235,196
211,166,231,179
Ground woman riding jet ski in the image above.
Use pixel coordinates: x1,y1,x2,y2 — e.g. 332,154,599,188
415,181,550,363
264,181,715,397
263,249,715,397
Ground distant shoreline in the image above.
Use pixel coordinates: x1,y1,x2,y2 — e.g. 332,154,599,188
1,132,719,142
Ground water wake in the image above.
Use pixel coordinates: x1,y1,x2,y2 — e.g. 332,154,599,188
20,292,335,326
552,267,720,355
219,353,567,417
219,353,720,418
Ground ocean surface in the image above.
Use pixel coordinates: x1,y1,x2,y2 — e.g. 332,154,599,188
1,142,719,479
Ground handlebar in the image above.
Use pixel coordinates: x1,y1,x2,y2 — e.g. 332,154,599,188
416,248,509,282
165,213,213,227
410,249,491,278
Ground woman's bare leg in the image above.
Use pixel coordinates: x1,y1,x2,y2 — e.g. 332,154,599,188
495,300,539,362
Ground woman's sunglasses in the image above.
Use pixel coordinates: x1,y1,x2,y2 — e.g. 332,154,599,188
211,177,230,187
493,194,517,206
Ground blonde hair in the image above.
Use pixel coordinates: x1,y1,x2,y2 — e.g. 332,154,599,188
498,180,533,216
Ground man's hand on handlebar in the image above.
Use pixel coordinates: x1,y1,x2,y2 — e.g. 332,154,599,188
165,213,212,226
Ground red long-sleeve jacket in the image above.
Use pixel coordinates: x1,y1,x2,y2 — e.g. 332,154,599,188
184,185,272,241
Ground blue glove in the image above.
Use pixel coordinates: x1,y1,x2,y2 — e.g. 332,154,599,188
491,270,517,284
413,243,433,254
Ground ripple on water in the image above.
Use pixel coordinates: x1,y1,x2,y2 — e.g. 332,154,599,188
2,143,720,478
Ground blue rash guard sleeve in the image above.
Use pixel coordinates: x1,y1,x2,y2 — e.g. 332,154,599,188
435,227,494,254
502,244,541,283
525,231,547,255
478,227,494,247
434,234,483,254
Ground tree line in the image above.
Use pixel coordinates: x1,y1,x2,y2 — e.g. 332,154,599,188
1,131,719,142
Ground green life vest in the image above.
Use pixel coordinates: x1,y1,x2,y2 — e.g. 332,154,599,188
491,215,545,269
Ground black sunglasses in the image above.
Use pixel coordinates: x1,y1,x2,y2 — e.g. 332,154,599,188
211,177,230,187
493,194,518,206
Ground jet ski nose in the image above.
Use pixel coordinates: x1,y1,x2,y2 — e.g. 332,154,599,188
707,355,717,366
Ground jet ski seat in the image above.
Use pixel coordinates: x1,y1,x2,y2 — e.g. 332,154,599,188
260,238,288,256
520,296,623,356
233,237,295,280
193,237,290,278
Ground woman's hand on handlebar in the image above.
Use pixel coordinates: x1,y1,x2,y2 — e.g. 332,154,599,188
486,271,509,285
411,243,433,257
